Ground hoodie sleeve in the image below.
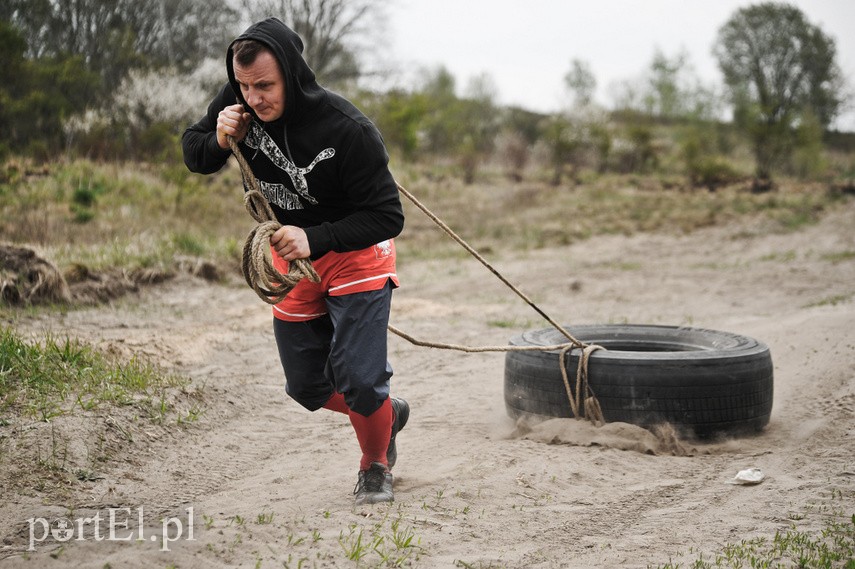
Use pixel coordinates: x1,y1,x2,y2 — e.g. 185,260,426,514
303,122,404,257
182,84,237,174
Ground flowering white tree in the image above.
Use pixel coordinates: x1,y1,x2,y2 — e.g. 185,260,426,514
112,58,225,128
64,58,225,149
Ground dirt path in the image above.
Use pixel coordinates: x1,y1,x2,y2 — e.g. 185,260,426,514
2,201,854,568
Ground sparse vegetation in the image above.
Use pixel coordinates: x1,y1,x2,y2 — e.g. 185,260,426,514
0,325,201,495
0,326,187,422
2,156,851,280
394,165,851,259
0,158,251,276
337,512,425,567
652,496,855,569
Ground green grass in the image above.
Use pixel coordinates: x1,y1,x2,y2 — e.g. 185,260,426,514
821,251,855,264
760,250,798,263
337,513,424,567
804,293,854,308
199,507,423,568
652,501,855,569
0,325,188,423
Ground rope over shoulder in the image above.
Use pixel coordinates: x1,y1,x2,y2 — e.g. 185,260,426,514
227,135,319,305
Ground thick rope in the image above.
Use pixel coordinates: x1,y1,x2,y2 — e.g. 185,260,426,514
395,184,584,348
388,324,574,353
392,185,605,424
226,135,603,423
227,136,319,304
561,344,605,425
387,324,602,425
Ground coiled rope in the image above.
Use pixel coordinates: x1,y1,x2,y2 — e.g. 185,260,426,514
228,136,320,303
227,136,604,423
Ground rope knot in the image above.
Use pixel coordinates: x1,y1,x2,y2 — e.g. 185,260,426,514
559,343,606,425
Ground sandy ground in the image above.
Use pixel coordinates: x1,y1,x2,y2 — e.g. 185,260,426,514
1,199,854,568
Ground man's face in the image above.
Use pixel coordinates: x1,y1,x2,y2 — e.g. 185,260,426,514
233,50,286,122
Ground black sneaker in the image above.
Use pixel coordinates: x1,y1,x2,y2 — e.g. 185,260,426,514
387,398,409,469
353,462,393,505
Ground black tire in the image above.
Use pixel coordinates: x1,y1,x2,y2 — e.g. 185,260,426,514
504,324,774,438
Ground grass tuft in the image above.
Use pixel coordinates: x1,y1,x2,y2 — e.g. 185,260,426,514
0,326,187,423
651,499,855,569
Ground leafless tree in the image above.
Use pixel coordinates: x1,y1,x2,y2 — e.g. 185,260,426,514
239,0,388,87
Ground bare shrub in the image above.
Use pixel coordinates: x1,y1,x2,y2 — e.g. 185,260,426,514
495,130,530,182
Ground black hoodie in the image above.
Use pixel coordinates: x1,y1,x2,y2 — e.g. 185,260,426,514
182,18,404,259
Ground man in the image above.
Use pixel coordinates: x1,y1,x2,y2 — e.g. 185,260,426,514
182,17,408,505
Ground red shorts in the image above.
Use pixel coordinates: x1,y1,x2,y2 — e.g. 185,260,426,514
271,239,399,322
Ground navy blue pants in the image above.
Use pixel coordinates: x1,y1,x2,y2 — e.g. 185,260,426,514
272,281,393,417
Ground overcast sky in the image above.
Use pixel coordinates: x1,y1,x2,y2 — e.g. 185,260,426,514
384,0,855,130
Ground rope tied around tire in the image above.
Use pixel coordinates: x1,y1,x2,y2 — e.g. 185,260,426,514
560,344,605,424
227,136,604,424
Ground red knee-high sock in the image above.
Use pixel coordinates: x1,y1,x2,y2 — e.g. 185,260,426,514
348,398,392,471
323,392,350,415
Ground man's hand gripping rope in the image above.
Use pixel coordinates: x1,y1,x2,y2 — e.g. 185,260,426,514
227,135,319,305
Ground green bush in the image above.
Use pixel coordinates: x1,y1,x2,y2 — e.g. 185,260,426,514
688,155,743,190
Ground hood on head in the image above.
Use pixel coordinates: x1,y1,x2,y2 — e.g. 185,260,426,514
226,17,324,124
